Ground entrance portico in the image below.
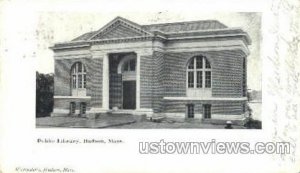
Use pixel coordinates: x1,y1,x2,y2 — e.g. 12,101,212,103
101,51,145,114
108,52,137,110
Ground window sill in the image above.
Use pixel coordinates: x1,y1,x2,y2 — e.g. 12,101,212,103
54,96,91,99
163,97,247,101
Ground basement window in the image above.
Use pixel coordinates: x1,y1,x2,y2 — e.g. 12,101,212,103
70,102,76,114
80,102,87,115
203,104,211,119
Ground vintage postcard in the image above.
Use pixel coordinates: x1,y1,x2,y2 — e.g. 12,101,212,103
36,13,261,129
0,0,299,172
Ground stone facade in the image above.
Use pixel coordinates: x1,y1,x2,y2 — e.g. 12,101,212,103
51,16,250,121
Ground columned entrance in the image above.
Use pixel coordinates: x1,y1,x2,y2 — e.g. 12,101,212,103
107,52,138,110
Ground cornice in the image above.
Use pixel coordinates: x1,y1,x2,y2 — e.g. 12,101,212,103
50,30,250,54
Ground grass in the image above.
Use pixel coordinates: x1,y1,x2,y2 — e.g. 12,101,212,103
36,115,246,129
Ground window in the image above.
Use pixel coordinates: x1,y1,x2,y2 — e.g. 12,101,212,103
196,56,203,69
72,75,76,89
188,72,194,88
71,62,87,89
188,59,194,69
187,55,211,89
203,104,211,119
186,104,194,118
197,71,202,88
80,102,86,115
78,75,82,88
70,102,76,114
205,71,211,88
123,59,136,72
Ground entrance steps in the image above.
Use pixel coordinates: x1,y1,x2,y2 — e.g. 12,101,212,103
149,113,166,122
108,109,136,115
105,110,147,122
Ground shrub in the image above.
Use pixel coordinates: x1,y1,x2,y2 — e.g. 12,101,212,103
244,118,262,129
36,72,54,117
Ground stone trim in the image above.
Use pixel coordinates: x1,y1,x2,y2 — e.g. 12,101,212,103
136,53,141,109
163,97,247,101
87,108,109,113
54,96,91,99
51,28,249,51
161,113,244,120
52,108,69,114
87,16,154,40
51,43,90,50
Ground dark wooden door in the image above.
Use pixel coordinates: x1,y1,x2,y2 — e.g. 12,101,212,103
123,81,136,109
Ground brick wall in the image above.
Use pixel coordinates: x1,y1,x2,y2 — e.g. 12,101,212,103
152,51,165,112
54,58,102,109
139,50,246,114
53,48,246,116
164,100,246,115
152,50,246,115
210,51,244,97
164,50,245,97
54,98,91,111
140,55,153,109
164,53,187,97
89,58,103,108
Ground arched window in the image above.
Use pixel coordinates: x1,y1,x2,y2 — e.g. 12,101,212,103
71,62,86,89
122,59,136,72
187,55,211,89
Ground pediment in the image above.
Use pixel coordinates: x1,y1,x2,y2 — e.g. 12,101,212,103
89,17,153,40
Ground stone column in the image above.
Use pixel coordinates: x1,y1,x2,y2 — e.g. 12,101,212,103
136,53,140,110
102,53,109,110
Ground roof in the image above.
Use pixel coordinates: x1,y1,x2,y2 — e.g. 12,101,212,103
141,20,227,33
72,31,97,41
72,17,228,41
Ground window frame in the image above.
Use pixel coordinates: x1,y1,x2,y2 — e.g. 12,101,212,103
203,104,211,119
80,102,87,115
186,104,195,118
70,102,76,114
123,59,136,72
187,56,211,89
71,62,87,89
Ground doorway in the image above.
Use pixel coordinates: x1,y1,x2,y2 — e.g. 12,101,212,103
123,81,136,109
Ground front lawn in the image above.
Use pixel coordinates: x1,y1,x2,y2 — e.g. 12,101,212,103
36,115,246,129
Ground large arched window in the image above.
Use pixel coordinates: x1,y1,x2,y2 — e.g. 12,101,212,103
71,62,86,96
117,55,137,81
187,55,211,89
122,58,136,72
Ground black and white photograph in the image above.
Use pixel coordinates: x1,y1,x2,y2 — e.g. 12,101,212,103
1,0,300,172
36,13,262,129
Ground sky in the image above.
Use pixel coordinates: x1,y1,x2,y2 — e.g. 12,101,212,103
35,12,261,90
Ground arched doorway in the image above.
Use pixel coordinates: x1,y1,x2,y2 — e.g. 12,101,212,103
109,53,137,110
119,56,136,109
